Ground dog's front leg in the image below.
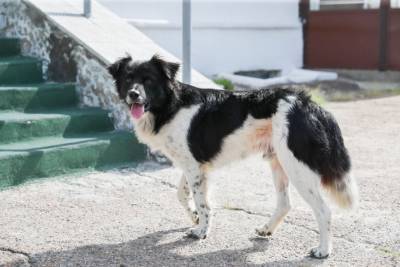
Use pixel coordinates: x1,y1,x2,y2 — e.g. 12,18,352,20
183,168,210,239
177,174,199,225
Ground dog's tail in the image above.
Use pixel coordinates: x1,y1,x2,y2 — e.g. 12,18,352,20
322,172,359,209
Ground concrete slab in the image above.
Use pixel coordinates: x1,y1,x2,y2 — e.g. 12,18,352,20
1,96,400,266
27,0,218,89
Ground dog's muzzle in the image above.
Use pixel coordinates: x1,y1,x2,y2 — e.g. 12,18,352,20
126,89,148,111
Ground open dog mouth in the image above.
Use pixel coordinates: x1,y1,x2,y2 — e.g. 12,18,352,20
129,101,149,119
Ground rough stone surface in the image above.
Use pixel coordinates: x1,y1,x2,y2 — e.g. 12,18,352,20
72,45,133,130
0,96,399,266
0,0,51,79
0,251,29,267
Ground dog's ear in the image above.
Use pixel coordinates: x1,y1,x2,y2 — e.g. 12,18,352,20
107,55,132,80
150,54,180,81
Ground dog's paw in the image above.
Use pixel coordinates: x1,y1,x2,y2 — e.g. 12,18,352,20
190,211,199,225
309,246,330,259
255,227,272,237
185,227,207,239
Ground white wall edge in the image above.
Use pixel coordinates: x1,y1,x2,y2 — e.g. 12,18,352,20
125,19,302,30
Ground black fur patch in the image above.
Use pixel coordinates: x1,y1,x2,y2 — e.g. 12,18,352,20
186,88,293,163
187,92,247,162
286,95,351,184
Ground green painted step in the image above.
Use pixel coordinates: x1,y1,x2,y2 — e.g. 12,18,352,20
0,83,77,111
0,108,114,144
0,56,43,85
0,38,20,57
0,38,146,188
0,131,146,188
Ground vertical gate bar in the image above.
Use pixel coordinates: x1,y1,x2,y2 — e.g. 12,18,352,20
84,0,92,18
182,0,191,84
299,0,310,68
379,0,389,71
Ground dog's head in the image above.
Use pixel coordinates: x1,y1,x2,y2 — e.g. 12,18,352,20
108,54,179,119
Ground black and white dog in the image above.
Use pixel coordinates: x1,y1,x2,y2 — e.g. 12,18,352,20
108,55,358,259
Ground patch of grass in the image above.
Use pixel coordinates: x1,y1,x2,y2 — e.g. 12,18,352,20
376,246,400,259
214,78,234,91
326,88,400,102
309,90,326,106
325,91,360,102
363,88,400,99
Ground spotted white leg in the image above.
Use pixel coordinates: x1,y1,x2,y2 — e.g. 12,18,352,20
183,168,210,239
277,150,332,258
177,174,199,225
256,156,291,237
292,178,332,259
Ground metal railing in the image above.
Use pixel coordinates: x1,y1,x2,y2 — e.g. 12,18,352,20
182,0,192,84
84,0,91,18
83,0,192,83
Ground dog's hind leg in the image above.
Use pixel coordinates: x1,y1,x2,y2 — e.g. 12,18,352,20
270,97,333,258
256,156,291,237
277,150,332,258
177,174,199,225
290,171,332,258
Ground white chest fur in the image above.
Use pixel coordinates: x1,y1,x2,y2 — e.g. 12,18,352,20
133,105,201,167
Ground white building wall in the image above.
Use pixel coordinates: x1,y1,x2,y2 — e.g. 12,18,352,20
98,0,303,77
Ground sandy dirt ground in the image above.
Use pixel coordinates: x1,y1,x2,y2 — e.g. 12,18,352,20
0,96,399,266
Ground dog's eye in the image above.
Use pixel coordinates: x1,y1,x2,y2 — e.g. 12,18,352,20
144,78,152,85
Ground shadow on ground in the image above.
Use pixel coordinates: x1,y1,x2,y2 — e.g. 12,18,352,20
27,228,322,266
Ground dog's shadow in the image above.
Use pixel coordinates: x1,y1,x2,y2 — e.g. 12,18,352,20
27,228,323,266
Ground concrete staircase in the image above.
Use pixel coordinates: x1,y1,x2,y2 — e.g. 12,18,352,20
0,38,145,188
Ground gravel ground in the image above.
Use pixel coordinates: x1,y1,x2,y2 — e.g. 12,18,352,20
0,96,399,266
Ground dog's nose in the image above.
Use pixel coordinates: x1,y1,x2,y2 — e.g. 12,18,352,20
128,90,139,100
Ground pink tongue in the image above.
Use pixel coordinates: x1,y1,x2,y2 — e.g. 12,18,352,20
131,104,145,119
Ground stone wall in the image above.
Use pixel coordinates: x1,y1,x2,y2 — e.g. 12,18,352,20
0,0,133,130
